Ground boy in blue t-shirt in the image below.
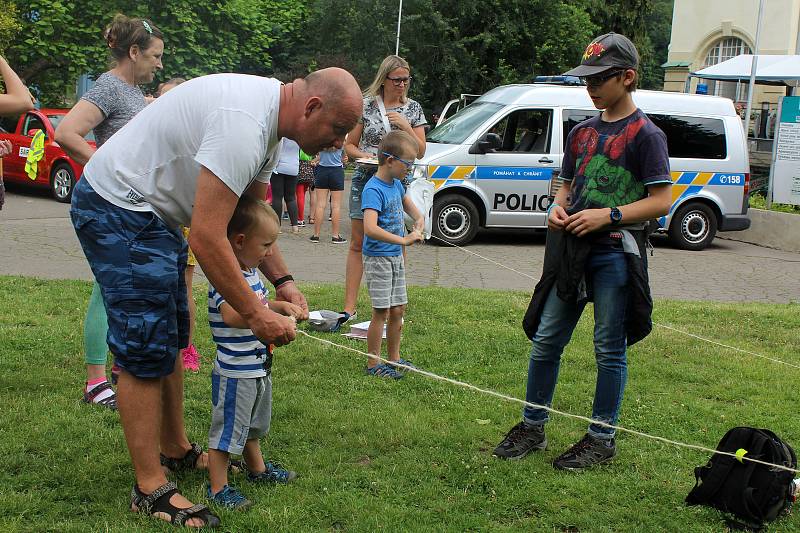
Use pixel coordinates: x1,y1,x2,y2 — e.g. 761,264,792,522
361,131,424,379
206,196,303,510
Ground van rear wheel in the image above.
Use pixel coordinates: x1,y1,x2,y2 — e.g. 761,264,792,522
432,194,480,246
669,202,717,251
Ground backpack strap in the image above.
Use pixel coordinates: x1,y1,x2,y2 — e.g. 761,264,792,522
686,457,738,505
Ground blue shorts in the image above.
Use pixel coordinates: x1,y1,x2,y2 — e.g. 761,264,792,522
314,165,345,191
70,178,189,378
348,166,376,220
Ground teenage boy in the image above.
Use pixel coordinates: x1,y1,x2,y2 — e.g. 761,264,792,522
493,32,673,469
361,130,424,379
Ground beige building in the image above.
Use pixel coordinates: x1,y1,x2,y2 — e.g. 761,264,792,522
663,0,800,134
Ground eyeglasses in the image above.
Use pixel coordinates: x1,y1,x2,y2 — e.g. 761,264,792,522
387,76,412,86
581,70,624,88
382,151,414,169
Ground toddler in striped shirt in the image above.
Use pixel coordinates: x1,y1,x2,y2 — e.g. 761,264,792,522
206,195,303,510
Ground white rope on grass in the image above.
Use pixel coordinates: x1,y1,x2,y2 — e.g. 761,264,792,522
655,323,800,370
426,234,799,370
297,329,799,474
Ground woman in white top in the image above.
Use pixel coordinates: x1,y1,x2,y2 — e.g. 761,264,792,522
342,55,427,320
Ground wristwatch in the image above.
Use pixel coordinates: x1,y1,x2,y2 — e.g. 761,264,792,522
610,207,623,226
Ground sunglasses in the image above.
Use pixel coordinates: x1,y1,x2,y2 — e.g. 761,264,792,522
387,76,412,86
382,151,414,169
581,69,624,88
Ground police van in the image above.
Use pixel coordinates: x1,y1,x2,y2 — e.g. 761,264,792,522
416,84,751,250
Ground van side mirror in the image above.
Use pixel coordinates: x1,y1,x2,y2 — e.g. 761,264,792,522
469,132,502,154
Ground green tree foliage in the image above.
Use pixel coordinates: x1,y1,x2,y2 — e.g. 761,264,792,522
284,0,596,112
586,0,674,90
0,0,21,54
2,0,675,107
3,0,306,106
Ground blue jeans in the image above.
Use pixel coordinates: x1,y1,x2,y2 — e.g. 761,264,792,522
522,248,629,440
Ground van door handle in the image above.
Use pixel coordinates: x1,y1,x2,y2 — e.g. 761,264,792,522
538,157,554,164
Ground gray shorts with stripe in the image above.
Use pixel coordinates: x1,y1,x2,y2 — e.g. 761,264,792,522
363,255,408,309
208,371,272,455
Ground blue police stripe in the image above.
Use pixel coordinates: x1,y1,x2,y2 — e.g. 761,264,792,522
216,360,266,371
475,167,553,180
669,185,704,215
675,172,698,185
431,166,457,180
217,377,239,451
707,174,745,186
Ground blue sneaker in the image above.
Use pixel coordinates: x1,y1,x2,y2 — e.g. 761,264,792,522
207,484,252,510
248,462,297,484
365,363,403,379
396,358,417,370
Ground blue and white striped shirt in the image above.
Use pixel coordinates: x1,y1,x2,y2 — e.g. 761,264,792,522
208,268,271,378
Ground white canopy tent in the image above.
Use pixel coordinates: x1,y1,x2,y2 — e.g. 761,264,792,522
691,54,800,87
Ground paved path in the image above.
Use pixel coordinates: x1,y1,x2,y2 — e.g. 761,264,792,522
2,183,799,303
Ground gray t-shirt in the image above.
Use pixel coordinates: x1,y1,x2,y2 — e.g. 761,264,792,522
358,96,427,156
81,72,146,147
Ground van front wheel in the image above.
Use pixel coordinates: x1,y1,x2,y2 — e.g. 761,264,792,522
432,194,480,246
669,202,717,251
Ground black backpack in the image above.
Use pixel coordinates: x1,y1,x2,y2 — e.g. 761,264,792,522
686,427,797,529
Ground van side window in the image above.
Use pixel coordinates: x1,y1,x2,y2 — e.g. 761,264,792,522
647,114,727,159
484,109,553,153
562,109,600,149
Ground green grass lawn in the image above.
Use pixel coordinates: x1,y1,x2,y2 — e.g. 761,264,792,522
1,275,799,532
749,192,800,214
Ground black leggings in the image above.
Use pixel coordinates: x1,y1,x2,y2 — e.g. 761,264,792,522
270,172,299,226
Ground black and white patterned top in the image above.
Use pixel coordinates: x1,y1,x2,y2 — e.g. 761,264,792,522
358,96,427,156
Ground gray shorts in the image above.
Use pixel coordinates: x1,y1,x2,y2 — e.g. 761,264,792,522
364,255,408,309
208,371,272,455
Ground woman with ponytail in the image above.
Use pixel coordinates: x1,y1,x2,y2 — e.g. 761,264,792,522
56,14,163,410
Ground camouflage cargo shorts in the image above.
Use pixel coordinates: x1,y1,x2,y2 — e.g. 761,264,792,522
70,177,189,378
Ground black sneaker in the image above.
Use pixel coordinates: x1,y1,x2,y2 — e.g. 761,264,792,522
332,235,348,244
552,433,616,470
309,235,320,243
492,422,547,460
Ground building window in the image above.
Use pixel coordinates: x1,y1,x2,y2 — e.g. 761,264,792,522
703,37,752,101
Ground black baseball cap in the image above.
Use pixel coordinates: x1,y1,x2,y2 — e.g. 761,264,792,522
563,32,639,77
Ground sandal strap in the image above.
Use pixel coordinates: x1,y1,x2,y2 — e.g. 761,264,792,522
84,381,114,401
160,442,203,472
132,481,179,516
172,503,212,526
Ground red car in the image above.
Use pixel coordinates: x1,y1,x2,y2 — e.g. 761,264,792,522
0,108,94,202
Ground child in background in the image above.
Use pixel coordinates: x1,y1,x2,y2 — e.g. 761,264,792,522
361,131,424,379
206,196,303,510
296,149,315,227
310,146,348,244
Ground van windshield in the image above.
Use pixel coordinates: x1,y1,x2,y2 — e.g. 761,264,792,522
427,102,503,144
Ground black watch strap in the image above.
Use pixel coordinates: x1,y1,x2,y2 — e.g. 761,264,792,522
272,275,294,288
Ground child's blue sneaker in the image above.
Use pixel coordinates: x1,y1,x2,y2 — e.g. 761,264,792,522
397,358,417,370
365,363,403,379
248,462,297,484
207,484,252,510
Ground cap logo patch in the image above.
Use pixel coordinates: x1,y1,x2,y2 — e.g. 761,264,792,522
583,41,606,60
